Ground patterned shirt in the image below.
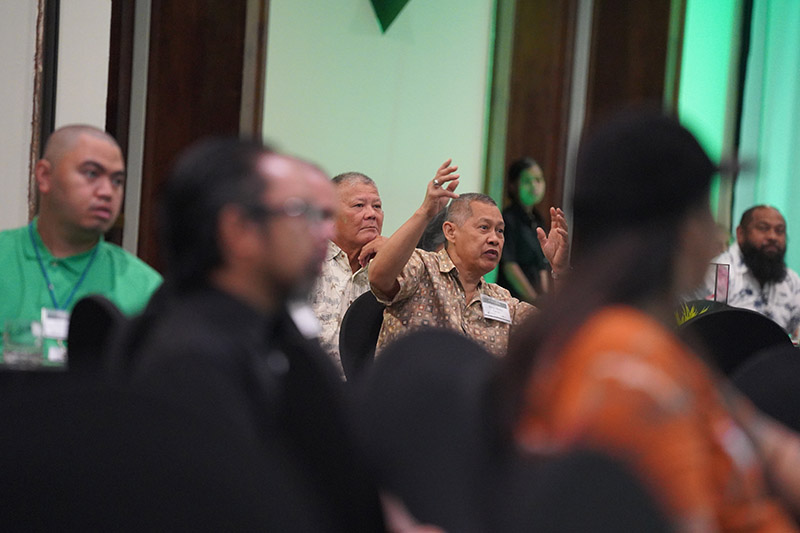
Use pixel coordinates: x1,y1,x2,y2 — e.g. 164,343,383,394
372,248,534,357
696,243,800,335
308,241,370,376
517,306,796,531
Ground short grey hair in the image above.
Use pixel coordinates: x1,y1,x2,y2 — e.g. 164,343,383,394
445,193,498,227
331,172,376,188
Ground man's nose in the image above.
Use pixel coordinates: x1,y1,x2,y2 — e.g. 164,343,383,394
364,205,377,219
765,228,780,241
488,233,500,245
95,176,114,199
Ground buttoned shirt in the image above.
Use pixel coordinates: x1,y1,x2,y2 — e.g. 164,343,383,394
309,241,370,376
696,242,800,335
371,248,534,357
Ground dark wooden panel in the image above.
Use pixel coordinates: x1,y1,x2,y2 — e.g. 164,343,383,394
583,0,673,129
504,0,578,228
104,0,135,246
137,0,250,269
106,0,134,158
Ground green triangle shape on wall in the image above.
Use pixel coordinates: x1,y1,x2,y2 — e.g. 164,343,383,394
370,0,411,32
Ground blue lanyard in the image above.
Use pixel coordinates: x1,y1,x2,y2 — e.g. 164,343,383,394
28,222,100,310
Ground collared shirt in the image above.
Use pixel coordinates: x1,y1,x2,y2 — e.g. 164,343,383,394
372,248,534,357
696,243,800,335
308,241,370,376
0,219,163,358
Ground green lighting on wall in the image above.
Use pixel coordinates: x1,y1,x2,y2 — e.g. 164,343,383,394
677,0,739,220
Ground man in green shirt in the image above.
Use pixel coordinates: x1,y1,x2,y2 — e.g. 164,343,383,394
0,124,162,363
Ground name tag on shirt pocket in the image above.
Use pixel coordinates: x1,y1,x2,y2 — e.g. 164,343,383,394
480,294,512,324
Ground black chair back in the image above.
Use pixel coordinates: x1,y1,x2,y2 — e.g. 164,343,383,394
339,291,384,381
354,329,670,532
67,294,125,377
355,329,498,532
679,303,791,375
732,344,800,432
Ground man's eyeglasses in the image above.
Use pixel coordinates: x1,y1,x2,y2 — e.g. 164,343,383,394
247,197,333,224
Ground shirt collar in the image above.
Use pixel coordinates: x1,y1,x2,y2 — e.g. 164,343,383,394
436,247,457,273
729,242,744,263
436,248,487,288
326,240,346,262
327,240,369,277
25,217,103,273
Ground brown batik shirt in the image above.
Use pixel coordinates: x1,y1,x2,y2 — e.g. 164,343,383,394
371,248,534,356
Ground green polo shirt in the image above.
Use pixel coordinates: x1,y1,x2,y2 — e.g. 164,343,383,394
0,219,162,362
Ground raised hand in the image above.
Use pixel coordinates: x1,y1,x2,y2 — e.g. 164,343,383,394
537,207,570,275
421,159,460,217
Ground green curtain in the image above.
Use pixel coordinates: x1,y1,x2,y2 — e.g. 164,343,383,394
735,0,800,272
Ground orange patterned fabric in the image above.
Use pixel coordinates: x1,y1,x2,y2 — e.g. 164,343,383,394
516,306,796,532
372,248,533,357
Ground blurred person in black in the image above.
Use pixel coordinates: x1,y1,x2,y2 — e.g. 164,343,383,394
123,138,385,532
500,110,800,531
497,157,551,303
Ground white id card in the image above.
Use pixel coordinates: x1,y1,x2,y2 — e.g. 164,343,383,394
480,294,512,324
41,308,70,340
48,344,67,363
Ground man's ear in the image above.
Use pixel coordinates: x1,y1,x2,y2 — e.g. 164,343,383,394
442,220,457,245
34,159,52,194
736,225,745,245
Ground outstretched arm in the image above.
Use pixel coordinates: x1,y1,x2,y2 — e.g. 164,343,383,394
368,160,460,299
537,207,570,290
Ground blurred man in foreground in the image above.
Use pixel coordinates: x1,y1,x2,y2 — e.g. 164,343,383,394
125,138,385,531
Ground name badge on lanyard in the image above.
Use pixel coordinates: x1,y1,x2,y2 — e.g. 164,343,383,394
42,308,69,363
480,294,512,324
42,308,70,340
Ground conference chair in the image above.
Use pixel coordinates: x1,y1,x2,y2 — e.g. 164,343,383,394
66,294,125,378
338,291,384,381
732,343,800,432
354,328,669,532
678,302,791,376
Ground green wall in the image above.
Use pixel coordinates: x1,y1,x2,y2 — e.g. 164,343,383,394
262,0,495,236
677,0,740,219
735,0,800,272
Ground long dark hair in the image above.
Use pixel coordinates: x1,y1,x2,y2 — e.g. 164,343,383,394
505,157,539,206
495,214,692,437
159,137,271,290
494,110,716,440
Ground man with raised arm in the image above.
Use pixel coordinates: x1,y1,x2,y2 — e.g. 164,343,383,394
368,159,570,356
